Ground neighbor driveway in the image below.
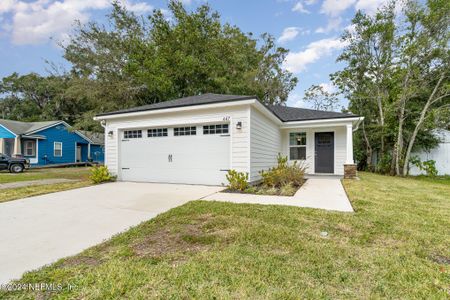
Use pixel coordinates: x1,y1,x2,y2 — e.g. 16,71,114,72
0,182,222,284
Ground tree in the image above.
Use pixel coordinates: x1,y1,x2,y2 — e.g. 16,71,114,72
1,1,298,131
303,84,340,111
62,1,297,114
334,6,396,167
333,0,449,175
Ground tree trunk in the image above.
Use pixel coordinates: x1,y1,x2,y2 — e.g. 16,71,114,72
394,68,411,176
362,121,373,170
376,91,385,159
402,73,445,176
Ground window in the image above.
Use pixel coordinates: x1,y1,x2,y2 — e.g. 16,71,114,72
203,124,229,135
174,126,196,136
54,142,62,157
124,130,142,139
24,140,36,156
148,128,168,137
289,132,306,160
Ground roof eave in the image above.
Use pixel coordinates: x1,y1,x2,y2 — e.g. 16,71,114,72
280,116,363,128
93,98,259,120
0,124,18,137
94,96,258,119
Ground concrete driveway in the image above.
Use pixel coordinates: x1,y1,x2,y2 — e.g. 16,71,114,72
0,182,222,284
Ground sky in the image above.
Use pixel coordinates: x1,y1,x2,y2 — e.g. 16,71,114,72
0,0,389,109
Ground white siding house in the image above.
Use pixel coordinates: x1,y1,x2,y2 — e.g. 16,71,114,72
409,129,450,175
94,94,362,185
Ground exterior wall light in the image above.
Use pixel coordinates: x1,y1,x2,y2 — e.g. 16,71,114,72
108,131,114,138
236,121,242,130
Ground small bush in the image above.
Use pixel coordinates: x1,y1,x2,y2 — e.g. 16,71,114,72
260,154,306,188
280,183,297,196
422,160,438,177
226,170,249,191
411,157,438,177
244,186,258,194
90,166,116,184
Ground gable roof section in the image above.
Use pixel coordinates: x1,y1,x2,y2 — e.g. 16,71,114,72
264,105,356,122
0,119,61,136
95,93,358,122
78,130,105,145
96,93,256,117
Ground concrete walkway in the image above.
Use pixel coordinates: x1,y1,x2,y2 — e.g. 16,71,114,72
0,182,222,284
203,177,353,212
0,178,78,189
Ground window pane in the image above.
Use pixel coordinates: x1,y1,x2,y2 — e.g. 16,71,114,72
289,132,306,146
289,147,306,160
203,124,229,135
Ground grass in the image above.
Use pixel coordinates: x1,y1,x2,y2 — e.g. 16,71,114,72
0,167,91,184
1,172,449,298
0,167,92,203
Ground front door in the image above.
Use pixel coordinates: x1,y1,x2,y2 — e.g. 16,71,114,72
76,145,82,162
315,132,334,173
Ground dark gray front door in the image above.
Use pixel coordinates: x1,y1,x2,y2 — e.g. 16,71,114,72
315,132,334,173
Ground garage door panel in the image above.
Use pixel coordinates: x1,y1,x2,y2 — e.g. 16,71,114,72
119,127,230,185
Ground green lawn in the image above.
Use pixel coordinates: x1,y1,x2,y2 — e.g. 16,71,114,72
0,167,92,203
1,172,449,298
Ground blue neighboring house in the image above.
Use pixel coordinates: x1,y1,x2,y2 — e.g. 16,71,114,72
0,119,104,166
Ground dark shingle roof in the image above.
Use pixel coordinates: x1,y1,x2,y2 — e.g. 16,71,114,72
265,105,356,122
96,93,357,122
78,130,105,145
96,93,255,117
0,119,61,135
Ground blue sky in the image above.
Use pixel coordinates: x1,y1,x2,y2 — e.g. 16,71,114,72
0,0,387,108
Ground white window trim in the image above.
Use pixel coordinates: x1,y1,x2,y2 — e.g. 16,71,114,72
124,130,142,139
54,142,63,157
24,140,36,156
289,132,307,161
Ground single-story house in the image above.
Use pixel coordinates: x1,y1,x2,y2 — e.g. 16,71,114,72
94,93,363,185
409,129,450,175
0,119,105,166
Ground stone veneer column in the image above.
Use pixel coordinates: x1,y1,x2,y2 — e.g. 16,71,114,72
344,124,357,179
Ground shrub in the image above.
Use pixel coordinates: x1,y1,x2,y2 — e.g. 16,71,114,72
226,170,249,191
259,154,306,188
90,166,116,184
244,186,258,194
280,183,297,196
422,160,438,177
411,157,438,177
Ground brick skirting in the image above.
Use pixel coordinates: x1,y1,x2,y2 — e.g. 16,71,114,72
344,164,357,179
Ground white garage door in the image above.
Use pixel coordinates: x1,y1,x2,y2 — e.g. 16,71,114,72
119,124,230,185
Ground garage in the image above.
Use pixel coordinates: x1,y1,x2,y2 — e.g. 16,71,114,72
119,123,230,185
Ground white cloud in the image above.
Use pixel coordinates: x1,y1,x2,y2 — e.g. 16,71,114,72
125,1,153,13
319,82,336,93
278,27,310,43
0,0,18,14
355,0,388,15
292,2,310,14
320,0,356,16
315,17,342,33
304,0,318,5
283,37,348,73
0,0,151,45
287,93,306,108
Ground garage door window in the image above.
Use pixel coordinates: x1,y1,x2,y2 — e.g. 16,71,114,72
124,130,142,139
174,126,196,136
203,124,229,135
148,128,168,137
